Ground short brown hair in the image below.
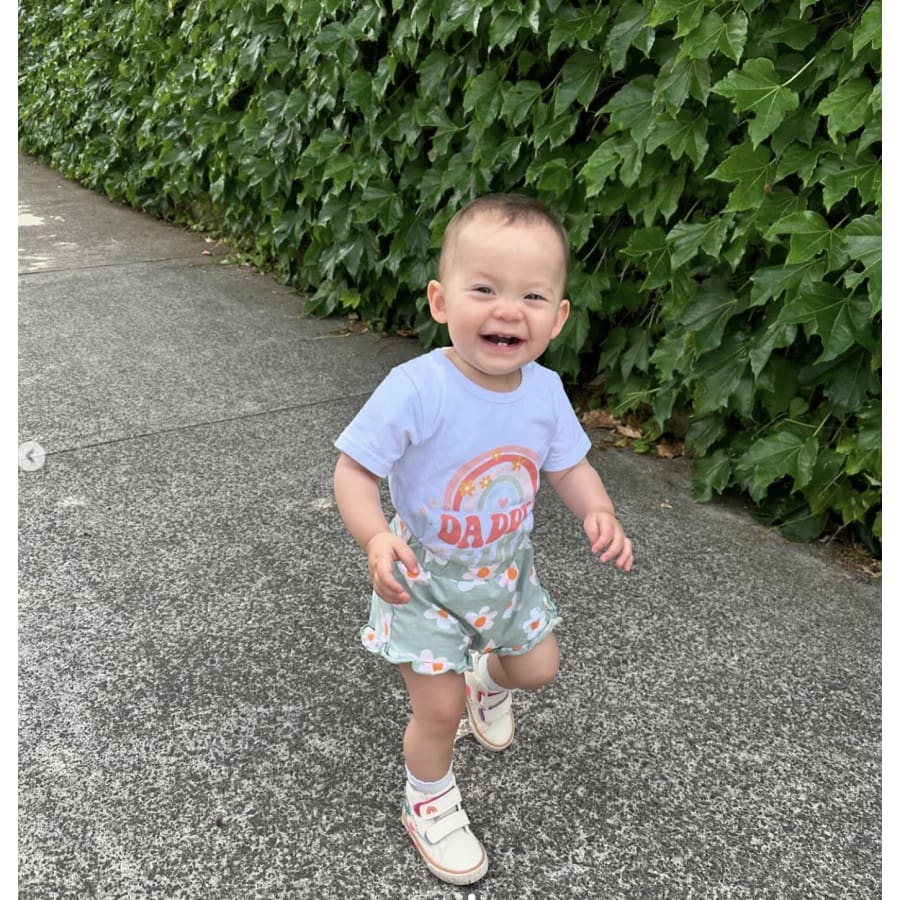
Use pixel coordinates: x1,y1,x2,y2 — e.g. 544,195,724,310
438,193,570,282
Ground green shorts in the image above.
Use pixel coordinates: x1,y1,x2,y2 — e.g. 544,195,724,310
360,518,560,675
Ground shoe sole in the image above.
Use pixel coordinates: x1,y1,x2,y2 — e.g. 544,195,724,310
401,810,489,885
465,695,515,751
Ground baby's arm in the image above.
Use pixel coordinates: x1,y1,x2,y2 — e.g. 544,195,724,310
333,453,421,603
545,458,633,571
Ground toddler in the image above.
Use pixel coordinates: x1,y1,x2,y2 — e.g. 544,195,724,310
333,194,633,885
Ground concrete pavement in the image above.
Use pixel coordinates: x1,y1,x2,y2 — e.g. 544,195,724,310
18,151,881,899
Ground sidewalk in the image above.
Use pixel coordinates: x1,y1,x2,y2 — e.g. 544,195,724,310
18,151,881,900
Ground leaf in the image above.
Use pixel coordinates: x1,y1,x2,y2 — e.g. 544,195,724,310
644,111,709,167
489,10,522,50
817,78,874,141
606,0,654,73
719,10,749,63
554,49,602,115
685,415,727,456
853,2,882,59
692,333,750,415
463,70,502,126
763,20,816,50
817,350,880,414
815,149,881,211
712,57,800,146
765,211,838,265
840,215,882,313
749,260,823,307
547,6,610,56
580,141,622,198
749,310,798,376
692,449,731,501
667,218,732,269
622,226,671,290
501,80,542,127
601,76,656,142
708,141,773,211
779,283,871,362
654,46,713,108
775,142,820,188
737,430,819,499
646,0,705,36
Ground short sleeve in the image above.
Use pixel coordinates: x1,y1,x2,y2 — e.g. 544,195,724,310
334,368,423,478
542,370,592,473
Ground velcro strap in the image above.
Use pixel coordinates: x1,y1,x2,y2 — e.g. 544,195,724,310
425,808,471,844
482,691,512,723
413,785,462,819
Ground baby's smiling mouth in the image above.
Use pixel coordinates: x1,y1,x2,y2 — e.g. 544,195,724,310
483,334,522,346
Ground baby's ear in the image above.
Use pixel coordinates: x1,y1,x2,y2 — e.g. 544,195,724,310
551,298,571,339
427,280,448,323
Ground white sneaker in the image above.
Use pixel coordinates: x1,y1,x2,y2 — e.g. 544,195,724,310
401,777,488,885
465,653,515,751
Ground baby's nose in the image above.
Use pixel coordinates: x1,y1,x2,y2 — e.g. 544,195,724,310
493,295,523,317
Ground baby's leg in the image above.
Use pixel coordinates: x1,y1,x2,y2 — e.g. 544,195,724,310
490,631,560,691
399,664,466,781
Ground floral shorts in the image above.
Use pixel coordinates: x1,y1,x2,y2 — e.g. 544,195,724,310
360,519,560,675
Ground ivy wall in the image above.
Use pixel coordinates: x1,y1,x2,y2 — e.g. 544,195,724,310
18,0,882,552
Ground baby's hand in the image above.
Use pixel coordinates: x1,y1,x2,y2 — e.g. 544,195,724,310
584,510,633,571
366,532,421,604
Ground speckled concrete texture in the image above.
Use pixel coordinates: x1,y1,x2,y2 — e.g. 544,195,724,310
19,152,880,899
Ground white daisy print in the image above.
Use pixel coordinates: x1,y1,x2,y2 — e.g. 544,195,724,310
361,626,380,649
414,650,451,675
498,564,520,592
398,561,431,585
465,606,497,632
458,563,497,592
522,607,548,638
424,605,455,631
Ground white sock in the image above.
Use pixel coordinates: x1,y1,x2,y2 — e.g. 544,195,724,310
406,766,454,797
477,653,507,694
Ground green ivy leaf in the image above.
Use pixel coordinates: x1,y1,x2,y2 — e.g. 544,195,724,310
622,226,671,290
692,449,732,501
647,0,705,36
554,49,602,115
501,80,542,127
737,429,819,499
644,111,708,167
580,141,622,197
749,260,823,307
779,283,871,362
685,415,727,456
852,2,882,59
463,70,502,126
489,10,522,50
667,217,732,269
765,211,839,265
606,0,654,73
547,5,610,56
601,76,656,142
775,141,821,188
817,78,875,141
763,20,816,50
708,141,773,211
692,333,750,415
840,215,882,313
712,57,800,146
749,310,798,376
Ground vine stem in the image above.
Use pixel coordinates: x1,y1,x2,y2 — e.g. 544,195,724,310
782,55,816,88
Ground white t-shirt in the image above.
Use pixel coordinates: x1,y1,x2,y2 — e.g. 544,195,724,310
335,349,591,568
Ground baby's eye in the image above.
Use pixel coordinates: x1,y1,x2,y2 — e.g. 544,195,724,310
525,292,548,302
473,285,494,295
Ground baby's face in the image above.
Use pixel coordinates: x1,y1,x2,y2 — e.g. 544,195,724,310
427,213,570,392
